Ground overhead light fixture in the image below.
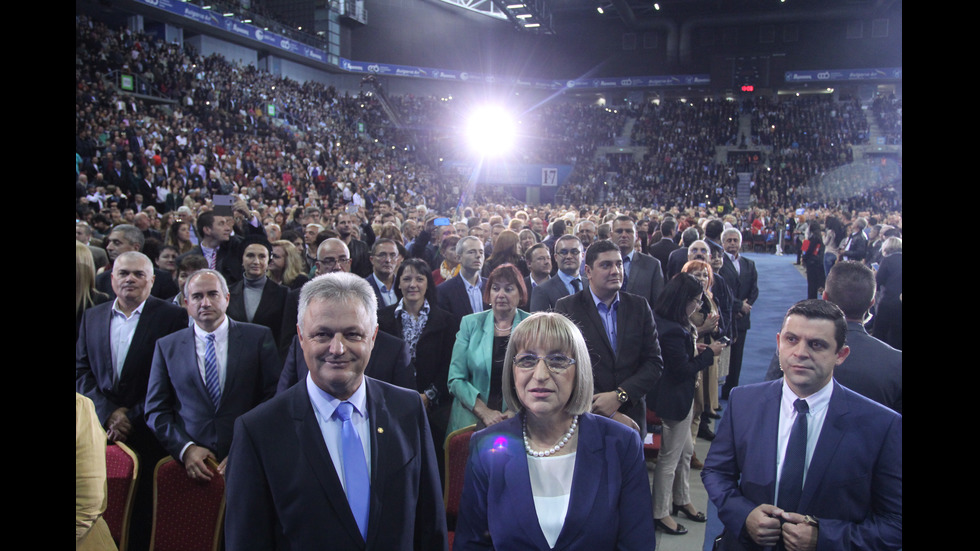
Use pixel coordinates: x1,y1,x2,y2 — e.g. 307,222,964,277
525,23,540,27
654,3,660,10
506,3,525,8
597,6,604,13
223,12,234,17
516,13,533,18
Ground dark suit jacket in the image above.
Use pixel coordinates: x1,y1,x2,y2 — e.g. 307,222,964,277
144,320,281,461
665,247,690,281
377,303,459,401
96,267,180,301
455,413,656,551
765,322,902,414
436,274,487,321
622,251,664,308
554,289,664,433
176,221,267,286
648,237,678,278
528,273,576,313
277,332,415,394
76,296,189,430
227,277,289,345
647,315,716,421
840,231,869,262
702,380,902,550
718,254,759,332
224,378,448,550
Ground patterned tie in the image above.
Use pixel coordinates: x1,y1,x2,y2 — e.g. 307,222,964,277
777,399,809,513
204,334,221,409
571,278,582,293
335,401,370,542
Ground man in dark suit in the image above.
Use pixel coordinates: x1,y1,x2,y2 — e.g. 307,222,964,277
145,269,281,481
226,237,289,344
76,251,188,551
365,238,401,309
555,240,664,439
530,235,584,312
666,227,702,280
96,224,179,299
523,242,552,297
612,215,665,308
719,228,759,399
177,205,266,287
839,217,869,263
703,299,902,551
647,218,678,278
436,236,487,320
224,272,448,550
764,261,901,414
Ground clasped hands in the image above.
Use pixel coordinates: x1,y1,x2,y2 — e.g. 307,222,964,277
745,504,818,551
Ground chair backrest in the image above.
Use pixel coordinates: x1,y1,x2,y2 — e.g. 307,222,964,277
105,441,139,551
443,424,476,530
150,457,226,551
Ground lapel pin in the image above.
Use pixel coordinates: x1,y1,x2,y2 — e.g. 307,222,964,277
377,427,384,434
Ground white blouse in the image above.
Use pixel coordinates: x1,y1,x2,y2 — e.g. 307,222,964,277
527,452,577,548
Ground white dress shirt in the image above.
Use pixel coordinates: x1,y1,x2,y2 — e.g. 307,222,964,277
775,379,833,497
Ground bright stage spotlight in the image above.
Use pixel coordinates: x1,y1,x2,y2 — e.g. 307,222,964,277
465,106,516,157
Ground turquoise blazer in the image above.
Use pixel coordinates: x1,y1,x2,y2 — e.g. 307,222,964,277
446,309,531,437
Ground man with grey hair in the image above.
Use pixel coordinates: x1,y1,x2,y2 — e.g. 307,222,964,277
575,219,597,250
145,268,280,481
719,228,759,400
95,223,178,299
666,226,702,280
437,235,487,320
277,239,414,392
839,217,869,262
76,222,109,271
77,250,188,550
225,272,448,550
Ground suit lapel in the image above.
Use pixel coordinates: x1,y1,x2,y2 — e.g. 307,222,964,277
500,428,552,549
291,384,365,546
553,415,602,547
581,291,615,359
222,321,242,412
798,382,849,512
364,379,392,549
757,382,782,503
119,298,158,383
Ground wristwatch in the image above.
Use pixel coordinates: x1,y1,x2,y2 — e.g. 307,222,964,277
616,387,629,404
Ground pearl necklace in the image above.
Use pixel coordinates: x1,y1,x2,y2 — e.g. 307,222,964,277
523,414,579,458
493,319,512,333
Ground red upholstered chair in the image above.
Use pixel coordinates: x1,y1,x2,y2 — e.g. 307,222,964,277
443,424,477,533
149,457,226,551
643,409,663,461
105,441,139,551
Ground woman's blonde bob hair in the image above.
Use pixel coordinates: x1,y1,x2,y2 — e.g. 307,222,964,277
501,312,594,415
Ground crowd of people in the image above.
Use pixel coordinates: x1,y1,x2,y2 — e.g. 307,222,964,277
76,13,901,551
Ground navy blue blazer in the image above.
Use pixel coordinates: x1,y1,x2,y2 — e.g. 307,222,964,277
276,331,415,394
436,274,487,321
454,413,657,550
647,315,715,421
224,377,448,550
702,380,902,550
144,320,281,461
76,296,188,428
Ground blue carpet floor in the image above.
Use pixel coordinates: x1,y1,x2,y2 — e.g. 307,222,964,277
702,252,808,550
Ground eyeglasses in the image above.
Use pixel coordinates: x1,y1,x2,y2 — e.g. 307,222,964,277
556,249,581,257
317,257,350,268
514,353,576,373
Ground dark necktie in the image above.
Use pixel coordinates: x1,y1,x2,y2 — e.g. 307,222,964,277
777,399,809,513
335,402,370,541
571,278,582,293
622,256,630,288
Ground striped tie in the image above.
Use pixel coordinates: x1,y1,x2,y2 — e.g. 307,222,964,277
204,333,221,409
